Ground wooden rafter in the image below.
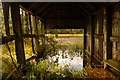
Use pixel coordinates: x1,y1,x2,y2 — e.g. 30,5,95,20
35,2,54,15
75,3,90,15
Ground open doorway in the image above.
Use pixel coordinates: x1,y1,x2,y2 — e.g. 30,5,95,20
46,29,84,70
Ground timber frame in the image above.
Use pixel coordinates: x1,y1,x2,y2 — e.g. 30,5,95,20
1,2,120,76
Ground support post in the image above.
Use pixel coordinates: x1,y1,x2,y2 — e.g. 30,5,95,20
41,21,45,52
104,6,112,68
29,13,35,54
32,16,41,56
106,6,112,60
2,2,10,35
91,15,95,58
11,3,25,64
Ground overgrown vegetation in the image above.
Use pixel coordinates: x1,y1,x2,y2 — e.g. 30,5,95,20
2,34,85,79
22,58,87,79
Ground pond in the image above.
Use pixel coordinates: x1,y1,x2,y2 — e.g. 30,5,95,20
48,36,84,71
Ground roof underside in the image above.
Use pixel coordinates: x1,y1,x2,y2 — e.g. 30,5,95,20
19,2,111,29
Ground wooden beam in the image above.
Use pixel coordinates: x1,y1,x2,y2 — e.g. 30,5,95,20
71,4,86,17
91,15,95,58
35,3,53,15
20,5,44,21
29,13,35,54
40,6,53,18
2,2,10,35
86,3,96,11
106,5,112,60
41,21,45,53
76,3,90,15
32,16,41,55
2,35,16,44
11,3,25,64
28,2,38,10
110,37,120,42
94,34,104,40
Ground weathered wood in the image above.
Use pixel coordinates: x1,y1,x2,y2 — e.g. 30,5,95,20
23,34,36,38
2,2,10,35
91,15,95,58
41,21,45,52
104,5,113,68
11,3,25,64
98,10,104,61
94,34,104,40
104,59,120,73
35,3,52,15
93,55,104,64
46,19,85,29
2,34,37,44
21,9,25,34
84,27,87,55
2,35,16,44
110,37,120,42
29,13,35,54
25,12,29,34
20,5,43,21
76,3,90,15
106,5,112,60
32,16,41,55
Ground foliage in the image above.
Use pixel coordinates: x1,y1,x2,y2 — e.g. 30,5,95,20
22,58,87,79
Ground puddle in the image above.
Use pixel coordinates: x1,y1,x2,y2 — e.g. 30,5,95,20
48,49,83,71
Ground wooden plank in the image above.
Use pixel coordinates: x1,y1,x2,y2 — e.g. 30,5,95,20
32,16,41,55
76,3,90,15
98,11,104,61
110,37,120,42
29,13,35,54
41,21,45,52
2,2,10,35
84,27,87,55
106,5,112,60
2,35,16,44
11,3,25,64
25,12,29,34
93,55,103,64
35,3,53,15
23,34,36,38
91,15,95,58
94,34,104,39
20,5,43,21
104,59,120,72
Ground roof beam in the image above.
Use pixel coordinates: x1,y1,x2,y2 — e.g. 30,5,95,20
28,2,38,10
35,3,54,15
20,5,44,21
71,4,86,17
40,6,53,18
75,3,90,15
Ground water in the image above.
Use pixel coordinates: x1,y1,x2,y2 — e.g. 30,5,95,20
48,49,83,71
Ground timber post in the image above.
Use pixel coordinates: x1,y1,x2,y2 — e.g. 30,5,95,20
104,5,112,69
91,15,95,58
32,15,41,56
41,21,45,53
11,3,25,64
2,2,10,35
